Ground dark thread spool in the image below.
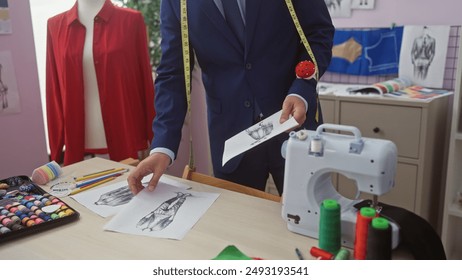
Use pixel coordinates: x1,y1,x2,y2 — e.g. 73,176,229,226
318,199,341,254
366,217,392,260
354,207,376,260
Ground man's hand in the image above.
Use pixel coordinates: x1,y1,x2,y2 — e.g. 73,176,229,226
127,152,171,195
280,95,306,125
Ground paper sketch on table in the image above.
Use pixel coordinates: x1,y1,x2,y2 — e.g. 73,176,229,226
136,191,192,231
95,185,134,207
324,0,352,18
317,82,368,96
222,109,299,166
399,25,450,89
0,51,20,115
104,183,220,240
70,174,190,218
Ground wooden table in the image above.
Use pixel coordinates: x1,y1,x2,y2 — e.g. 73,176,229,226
0,157,319,260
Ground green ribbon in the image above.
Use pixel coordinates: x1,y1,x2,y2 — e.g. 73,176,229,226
213,245,253,260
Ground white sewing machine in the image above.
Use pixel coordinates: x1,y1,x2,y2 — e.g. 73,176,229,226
281,124,400,248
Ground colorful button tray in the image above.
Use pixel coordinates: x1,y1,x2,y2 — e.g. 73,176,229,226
0,175,79,244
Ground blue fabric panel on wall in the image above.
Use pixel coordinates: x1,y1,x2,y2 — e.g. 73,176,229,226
327,26,404,76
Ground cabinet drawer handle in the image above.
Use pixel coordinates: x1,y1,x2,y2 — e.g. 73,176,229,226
373,127,380,133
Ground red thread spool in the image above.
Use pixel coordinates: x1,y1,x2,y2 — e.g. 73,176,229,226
0,215,12,227
34,218,45,225
295,60,316,80
354,207,377,260
310,246,334,260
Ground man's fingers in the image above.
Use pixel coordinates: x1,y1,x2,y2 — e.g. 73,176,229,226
145,153,170,192
280,101,292,123
147,172,161,192
126,152,170,194
127,160,155,194
293,108,306,125
280,96,307,125
127,168,146,195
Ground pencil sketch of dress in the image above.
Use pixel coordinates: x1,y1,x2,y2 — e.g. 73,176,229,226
0,64,8,110
136,192,191,231
411,26,435,80
94,185,133,207
324,0,351,18
246,121,273,141
325,0,342,10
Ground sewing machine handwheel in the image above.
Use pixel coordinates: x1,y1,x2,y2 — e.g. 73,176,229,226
373,127,380,133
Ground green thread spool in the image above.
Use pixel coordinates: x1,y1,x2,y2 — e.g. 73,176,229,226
372,217,389,230
360,207,376,218
318,199,341,255
334,248,350,260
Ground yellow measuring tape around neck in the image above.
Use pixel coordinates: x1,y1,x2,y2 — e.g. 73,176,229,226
285,0,319,81
180,0,194,169
180,0,191,112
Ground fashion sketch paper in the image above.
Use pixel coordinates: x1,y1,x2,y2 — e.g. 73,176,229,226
71,174,190,218
0,0,12,34
318,82,369,96
103,182,220,240
324,0,352,18
351,0,375,9
0,51,20,114
222,109,299,166
399,25,450,89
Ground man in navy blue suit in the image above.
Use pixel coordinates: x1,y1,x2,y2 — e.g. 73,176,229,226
128,0,334,196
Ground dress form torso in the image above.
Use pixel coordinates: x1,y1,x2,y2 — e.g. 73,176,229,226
78,0,107,150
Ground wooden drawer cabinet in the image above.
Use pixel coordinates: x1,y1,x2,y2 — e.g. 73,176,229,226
319,98,335,124
339,102,421,159
319,94,450,230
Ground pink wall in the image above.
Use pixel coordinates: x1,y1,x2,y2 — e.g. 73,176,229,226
0,1,48,178
333,0,462,28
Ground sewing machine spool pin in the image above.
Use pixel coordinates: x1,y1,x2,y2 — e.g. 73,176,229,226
372,194,378,209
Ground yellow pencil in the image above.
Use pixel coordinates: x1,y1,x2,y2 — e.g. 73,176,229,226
75,167,127,182
70,177,116,195
81,168,116,178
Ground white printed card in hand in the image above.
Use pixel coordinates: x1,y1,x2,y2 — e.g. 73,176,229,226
222,109,299,166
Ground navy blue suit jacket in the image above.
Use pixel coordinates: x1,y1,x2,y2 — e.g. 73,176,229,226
152,0,334,174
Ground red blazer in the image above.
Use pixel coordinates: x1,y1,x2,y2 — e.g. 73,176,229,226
46,0,155,165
